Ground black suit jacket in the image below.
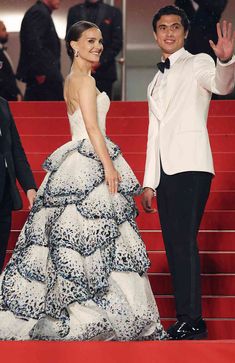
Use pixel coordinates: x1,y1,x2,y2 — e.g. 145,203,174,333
0,97,36,210
66,1,122,82
0,48,20,101
175,0,228,61
16,0,62,83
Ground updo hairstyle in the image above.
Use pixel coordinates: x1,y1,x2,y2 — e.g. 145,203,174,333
66,20,100,60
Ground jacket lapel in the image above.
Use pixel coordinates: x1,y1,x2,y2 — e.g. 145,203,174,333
148,72,162,120
158,50,190,120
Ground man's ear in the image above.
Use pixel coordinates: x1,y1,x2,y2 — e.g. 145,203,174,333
184,30,189,39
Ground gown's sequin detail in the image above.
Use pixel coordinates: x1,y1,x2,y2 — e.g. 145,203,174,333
0,92,167,340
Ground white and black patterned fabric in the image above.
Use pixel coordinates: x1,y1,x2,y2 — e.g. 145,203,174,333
0,92,167,340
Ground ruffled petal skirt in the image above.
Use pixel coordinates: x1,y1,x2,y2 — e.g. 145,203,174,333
0,138,166,340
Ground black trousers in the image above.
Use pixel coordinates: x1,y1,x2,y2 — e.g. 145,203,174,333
0,173,12,273
156,167,212,323
24,79,64,101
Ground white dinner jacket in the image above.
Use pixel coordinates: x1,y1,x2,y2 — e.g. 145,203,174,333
143,49,235,190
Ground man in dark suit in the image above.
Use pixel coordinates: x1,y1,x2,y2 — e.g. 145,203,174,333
66,0,122,99
0,21,22,101
175,0,228,61
0,97,37,273
16,0,63,101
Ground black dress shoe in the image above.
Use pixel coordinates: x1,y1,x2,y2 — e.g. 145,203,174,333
167,319,208,340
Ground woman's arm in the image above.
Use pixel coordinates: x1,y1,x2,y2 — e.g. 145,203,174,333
71,75,121,194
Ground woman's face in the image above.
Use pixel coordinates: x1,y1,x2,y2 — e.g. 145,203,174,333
73,27,103,63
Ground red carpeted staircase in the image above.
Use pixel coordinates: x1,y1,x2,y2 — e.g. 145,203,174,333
2,100,235,361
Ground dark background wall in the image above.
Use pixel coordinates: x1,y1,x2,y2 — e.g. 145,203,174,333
1,0,234,99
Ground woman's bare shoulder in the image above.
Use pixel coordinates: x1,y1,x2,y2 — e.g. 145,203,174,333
66,73,96,91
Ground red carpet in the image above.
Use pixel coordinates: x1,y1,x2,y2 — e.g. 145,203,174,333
3,100,235,345
1,340,235,363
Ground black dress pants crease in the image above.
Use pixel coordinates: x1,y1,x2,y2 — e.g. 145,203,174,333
0,172,12,273
156,166,212,323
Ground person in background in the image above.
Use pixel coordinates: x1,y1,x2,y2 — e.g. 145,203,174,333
16,0,63,101
0,21,22,101
0,96,37,273
66,0,122,99
142,5,235,340
175,0,228,61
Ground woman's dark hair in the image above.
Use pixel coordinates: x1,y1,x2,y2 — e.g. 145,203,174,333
66,20,100,60
152,5,190,33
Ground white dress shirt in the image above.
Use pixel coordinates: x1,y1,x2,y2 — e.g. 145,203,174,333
152,47,186,116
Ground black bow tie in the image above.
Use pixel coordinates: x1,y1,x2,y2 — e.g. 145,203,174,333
157,57,170,73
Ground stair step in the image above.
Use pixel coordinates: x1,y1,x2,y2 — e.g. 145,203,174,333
14,116,235,135
141,231,235,252
135,191,235,210
134,171,235,190
19,134,235,153
24,151,235,172
9,100,235,117
124,152,235,172
137,210,235,230
1,339,235,363
149,274,235,295
19,170,235,191
147,251,235,274
156,296,235,319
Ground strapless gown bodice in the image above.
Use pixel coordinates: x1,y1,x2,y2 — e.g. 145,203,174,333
68,92,110,141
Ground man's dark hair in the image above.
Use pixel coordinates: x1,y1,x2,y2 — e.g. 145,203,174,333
152,5,190,33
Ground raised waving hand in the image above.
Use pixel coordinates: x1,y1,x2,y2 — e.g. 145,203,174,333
209,20,235,62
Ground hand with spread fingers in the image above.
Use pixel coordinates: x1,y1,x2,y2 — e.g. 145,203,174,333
209,20,235,62
105,167,122,194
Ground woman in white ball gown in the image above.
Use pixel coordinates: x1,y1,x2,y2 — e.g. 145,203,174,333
0,21,167,341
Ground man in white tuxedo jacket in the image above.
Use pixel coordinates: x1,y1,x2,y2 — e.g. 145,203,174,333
142,5,235,340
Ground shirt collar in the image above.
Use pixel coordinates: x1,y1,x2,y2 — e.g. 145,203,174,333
162,47,186,67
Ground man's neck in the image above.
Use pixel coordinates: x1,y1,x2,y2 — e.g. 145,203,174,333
42,0,53,12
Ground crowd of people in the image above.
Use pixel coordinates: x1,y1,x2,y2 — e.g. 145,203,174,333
0,0,122,101
0,2,235,341
1,0,234,102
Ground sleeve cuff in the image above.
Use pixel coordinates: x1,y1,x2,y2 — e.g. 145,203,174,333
217,55,235,66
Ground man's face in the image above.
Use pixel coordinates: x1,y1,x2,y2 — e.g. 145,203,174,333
45,0,61,10
0,21,8,44
154,14,187,58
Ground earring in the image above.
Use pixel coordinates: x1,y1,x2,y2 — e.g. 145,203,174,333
73,49,79,57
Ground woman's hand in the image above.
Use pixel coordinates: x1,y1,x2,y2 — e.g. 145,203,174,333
105,167,122,194
26,189,37,210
